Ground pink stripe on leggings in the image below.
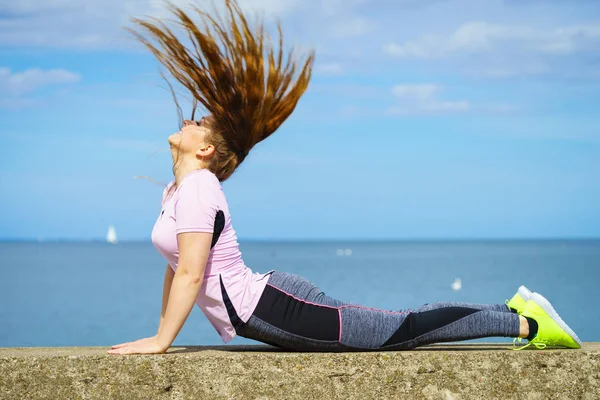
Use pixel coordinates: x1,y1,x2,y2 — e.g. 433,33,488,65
266,283,340,309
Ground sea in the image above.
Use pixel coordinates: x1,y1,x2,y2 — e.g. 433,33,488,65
1,240,598,348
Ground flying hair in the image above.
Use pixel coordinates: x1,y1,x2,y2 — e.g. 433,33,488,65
127,0,315,182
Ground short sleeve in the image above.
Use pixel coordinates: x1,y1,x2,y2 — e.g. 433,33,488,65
174,172,218,234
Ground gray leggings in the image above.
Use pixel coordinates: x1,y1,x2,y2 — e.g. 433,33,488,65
234,271,521,351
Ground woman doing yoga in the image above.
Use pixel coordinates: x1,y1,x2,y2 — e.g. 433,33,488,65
108,0,580,355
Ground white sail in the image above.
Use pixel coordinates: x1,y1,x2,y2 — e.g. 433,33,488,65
451,278,462,291
106,225,118,244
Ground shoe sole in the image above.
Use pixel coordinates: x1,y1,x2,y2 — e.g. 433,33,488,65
530,292,582,348
518,285,532,301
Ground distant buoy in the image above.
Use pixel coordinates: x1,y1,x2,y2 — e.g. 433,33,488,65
336,248,353,256
451,278,462,291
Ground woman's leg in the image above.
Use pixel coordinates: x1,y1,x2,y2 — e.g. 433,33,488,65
236,271,352,352
413,302,512,313
369,307,521,350
236,271,521,351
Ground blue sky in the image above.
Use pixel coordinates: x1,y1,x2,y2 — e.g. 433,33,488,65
0,0,599,241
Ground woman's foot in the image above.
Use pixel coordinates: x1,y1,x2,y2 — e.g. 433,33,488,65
517,292,581,350
506,285,532,314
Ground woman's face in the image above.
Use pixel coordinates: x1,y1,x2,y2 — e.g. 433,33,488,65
168,118,212,157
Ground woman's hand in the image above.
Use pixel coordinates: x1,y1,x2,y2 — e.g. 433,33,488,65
110,335,157,350
108,336,167,355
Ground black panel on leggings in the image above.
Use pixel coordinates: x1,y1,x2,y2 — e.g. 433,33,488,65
382,307,479,347
220,275,244,330
252,284,340,341
211,210,225,249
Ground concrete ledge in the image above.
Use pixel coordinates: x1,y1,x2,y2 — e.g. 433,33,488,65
1,343,599,399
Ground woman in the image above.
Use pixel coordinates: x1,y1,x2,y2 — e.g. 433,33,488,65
108,0,580,355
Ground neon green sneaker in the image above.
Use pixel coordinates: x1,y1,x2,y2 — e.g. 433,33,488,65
516,292,581,350
505,285,532,314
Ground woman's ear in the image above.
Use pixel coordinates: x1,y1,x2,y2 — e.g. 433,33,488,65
196,144,215,158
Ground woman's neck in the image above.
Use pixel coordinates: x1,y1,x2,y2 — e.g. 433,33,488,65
173,159,204,187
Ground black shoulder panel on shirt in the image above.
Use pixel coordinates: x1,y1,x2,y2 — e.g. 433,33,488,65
211,210,225,249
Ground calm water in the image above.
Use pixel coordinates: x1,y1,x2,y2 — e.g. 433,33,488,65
1,240,599,347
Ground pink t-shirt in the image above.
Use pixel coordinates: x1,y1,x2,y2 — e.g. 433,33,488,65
151,169,272,343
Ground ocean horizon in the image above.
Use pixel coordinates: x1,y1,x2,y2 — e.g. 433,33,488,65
2,237,599,243
1,239,599,348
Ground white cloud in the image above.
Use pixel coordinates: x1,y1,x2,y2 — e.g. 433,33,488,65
386,84,521,116
328,17,373,38
383,21,600,79
0,0,300,17
313,0,365,16
311,83,380,95
0,0,383,51
448,22,536,53
540,25,600,55
387,84,471,116
0,67,80,95
383,40,434,58
10,0,400,57
315,63,343,75
384,21,600,59
0,0,304,49
0,0,76,15
0,67,80,109
392,84,440,100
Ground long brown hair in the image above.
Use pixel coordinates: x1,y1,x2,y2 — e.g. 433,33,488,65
128,0,315,182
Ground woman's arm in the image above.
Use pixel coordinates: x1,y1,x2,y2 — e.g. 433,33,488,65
157,263,175,336
156,231,213,350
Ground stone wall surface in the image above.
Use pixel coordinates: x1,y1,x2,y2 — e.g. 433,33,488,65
0,343,599,399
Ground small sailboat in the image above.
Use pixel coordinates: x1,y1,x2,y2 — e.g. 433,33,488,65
451,278,462,291
106,225,118,244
